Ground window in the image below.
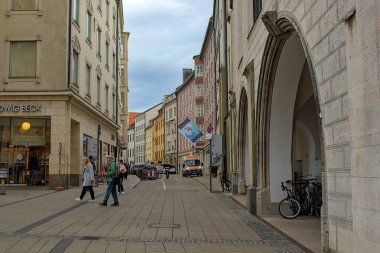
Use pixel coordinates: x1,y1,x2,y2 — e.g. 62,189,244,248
113,15,116,37
97,0,101,10
86,11,92,42
12,0,37,10
112,52,116,76
106,42,109,67
97,77,100,104
73,0,79,23
105,86,109,112
106,1,110,25
86,65,91,96
253,0,262,23
72,50,79,85
120,65,125,85
112,93,115,117
97,27,101,56
9,41,37,78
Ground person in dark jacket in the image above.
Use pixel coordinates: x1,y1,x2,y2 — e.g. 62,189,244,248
99,155,119,206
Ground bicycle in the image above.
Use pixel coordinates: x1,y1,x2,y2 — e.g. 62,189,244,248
279,180,301,219
296,178,322,216
219,172,231,192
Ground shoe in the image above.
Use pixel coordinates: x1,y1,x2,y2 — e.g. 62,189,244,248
121,192,125,195
88,199,94,203
75,198,81,201
99,202,107,206
111,202,119,206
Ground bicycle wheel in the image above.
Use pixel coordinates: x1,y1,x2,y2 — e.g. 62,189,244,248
279,198,301,219
224,180,231,192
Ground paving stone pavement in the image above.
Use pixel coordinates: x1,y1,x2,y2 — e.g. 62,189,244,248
0,175,306,253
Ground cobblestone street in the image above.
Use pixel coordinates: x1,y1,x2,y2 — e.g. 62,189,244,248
0,175,306,253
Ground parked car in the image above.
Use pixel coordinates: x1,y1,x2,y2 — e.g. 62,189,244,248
156,165,164,174
142,163,159,180
162,164,176,174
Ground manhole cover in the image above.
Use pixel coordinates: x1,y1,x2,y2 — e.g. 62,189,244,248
148,223,180,228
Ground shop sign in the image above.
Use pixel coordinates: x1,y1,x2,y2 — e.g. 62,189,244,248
0,168,8,179
0,104,41,113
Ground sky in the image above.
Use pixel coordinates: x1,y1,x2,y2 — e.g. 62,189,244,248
123,0,213,112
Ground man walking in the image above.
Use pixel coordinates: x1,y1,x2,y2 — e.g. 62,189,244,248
99,155,119,206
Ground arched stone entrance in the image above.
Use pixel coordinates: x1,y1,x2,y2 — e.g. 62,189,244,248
237,88,249,195
256,11,328,248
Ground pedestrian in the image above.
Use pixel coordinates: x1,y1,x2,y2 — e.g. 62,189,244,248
89,155,97,185
99,154,119,206
75,157,95,202
118,159,126,195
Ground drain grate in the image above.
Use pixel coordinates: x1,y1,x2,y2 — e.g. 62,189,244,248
148,223,180,229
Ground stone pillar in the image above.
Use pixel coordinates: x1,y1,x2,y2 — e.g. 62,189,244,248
345,0,380,251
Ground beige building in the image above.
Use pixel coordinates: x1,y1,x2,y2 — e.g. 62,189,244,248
119,32,129,160
163,93,177,165
213,0,380,251
0,0,124,188
145,123,153,164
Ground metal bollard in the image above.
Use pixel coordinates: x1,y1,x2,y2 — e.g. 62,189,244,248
0,179,5,195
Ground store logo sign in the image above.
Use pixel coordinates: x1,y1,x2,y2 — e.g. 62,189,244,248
0,104,42,113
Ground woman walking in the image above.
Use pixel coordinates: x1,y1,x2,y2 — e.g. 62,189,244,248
99,155,119,206
75,157,95,202
118,160,126,194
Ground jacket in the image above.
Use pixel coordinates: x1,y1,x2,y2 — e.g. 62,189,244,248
105,161,117,183
82,162,94,186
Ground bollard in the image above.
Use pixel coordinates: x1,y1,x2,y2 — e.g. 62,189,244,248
0,179,5,195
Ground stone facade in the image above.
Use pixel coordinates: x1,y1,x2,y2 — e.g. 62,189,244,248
0,0,124,188
212,0,380,251
163,93,177,166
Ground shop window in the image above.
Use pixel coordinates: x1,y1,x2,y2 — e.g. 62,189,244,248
9,41,37,78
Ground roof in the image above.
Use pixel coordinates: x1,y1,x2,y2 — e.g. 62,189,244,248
128,112,141,127
175,72,195,94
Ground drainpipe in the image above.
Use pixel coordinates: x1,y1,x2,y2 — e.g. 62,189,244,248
115,0,120,160
67,0,72,90
222,0,229,175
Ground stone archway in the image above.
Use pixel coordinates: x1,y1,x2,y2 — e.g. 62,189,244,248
256,11,328,248
237,88,249,195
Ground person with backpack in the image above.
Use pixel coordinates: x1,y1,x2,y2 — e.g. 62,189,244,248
99,154,119,206
118,160,126,195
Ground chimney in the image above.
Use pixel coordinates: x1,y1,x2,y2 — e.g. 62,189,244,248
183,68,192,82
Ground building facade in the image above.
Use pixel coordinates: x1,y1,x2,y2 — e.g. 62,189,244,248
176,71,195,167
163,93,177,166
145,123,153,164
127,124,135,165
119,32,130,160
152,109,164,165
213,0,380,251
134,113,145,164
200,18,216,169
0,0,124,188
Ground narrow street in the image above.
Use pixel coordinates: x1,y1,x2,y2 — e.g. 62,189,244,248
0,175,305,253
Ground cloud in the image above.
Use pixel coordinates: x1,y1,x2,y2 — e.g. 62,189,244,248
123,0,213,112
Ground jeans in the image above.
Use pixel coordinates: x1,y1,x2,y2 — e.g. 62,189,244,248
102,181,118,204
118,174,124,193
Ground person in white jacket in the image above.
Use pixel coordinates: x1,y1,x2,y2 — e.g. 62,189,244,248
75,157,95,202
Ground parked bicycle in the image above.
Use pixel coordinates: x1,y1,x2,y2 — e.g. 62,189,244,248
219,172,231,193
296,178,322,216
279,180,301,219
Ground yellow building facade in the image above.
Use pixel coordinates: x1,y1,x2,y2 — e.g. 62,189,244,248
152,109,164,165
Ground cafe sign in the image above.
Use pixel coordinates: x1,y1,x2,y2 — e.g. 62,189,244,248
0,104,41,113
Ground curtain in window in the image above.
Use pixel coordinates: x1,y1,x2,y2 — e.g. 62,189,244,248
10,41,37,78
13,0,37,10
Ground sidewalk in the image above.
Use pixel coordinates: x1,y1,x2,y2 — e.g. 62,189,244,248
193,175,321,253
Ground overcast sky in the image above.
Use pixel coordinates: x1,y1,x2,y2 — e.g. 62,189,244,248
123,0,213,112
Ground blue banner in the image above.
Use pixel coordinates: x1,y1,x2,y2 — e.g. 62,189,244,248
178,118,203,144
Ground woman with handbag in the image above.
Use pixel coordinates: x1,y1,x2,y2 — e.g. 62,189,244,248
75,157,95,202
99,155,119,206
